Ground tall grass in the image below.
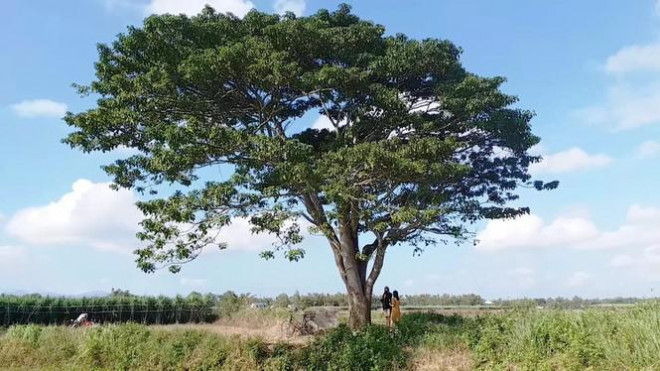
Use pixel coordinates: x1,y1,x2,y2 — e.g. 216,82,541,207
3,302,660,370
419,301,660,370
0,294,217,326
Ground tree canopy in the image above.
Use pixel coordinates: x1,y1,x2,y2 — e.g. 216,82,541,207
64,4,557,328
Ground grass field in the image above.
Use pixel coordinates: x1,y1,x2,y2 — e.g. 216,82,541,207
2,302,660,370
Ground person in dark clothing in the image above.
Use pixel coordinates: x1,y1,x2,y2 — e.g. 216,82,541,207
381,286,393,327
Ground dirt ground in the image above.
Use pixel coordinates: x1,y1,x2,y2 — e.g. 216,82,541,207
153,307,341,345
156,307,492,347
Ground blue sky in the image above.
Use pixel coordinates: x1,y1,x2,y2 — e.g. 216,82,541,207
2,0,660,299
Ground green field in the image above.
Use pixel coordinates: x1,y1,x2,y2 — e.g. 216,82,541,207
3,302,660,370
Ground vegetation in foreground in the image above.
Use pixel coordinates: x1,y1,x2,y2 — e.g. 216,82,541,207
3,302,660,370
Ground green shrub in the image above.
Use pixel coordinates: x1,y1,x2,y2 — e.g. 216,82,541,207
6,324,43,345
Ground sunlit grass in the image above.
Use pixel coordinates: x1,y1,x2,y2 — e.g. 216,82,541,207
3,302,660,370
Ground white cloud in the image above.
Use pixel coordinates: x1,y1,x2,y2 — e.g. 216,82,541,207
111,145,141,156
528,144,546,156
477,204,660,252
578,2,660,131
477,214,599,251
627,204,660,223
180,277,207,288
508,267,534,276
576,83,660,130
530,147,612,174
311,115,348,131
605,43,660,75
274,0,305,16
145,0,254,17
567,271,591,287
213,217,288,252
0,246,28,270
10,99,67,118
507,267,536,289
5,179,310,255
6,179,143,253
636,140,660,159
610,245,660,281
610,254,636,268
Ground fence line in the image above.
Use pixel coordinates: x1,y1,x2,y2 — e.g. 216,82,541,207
0,298,217,326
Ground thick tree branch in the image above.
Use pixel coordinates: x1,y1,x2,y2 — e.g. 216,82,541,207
366,237,386,292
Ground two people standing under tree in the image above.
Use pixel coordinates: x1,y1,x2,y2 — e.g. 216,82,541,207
380,286,402,327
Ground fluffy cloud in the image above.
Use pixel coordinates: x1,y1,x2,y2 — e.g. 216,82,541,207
636,140,660,159
477,214,599,251
274,0,305,16
609,245,660,281
212,217,295,252
507,267,536,289
10,99,67,118
145,0,254,17
605,43,660,75
5,179,310,254
610,254,636,268
577,83,660,130
311,115,347,131
577,2,660,130
530,147,612,174
566,271,591,287
477,204,660,252
5,179,143,253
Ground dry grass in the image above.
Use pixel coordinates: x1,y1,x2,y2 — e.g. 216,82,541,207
215,308,287,329
153,322,313,345
412,347,474,371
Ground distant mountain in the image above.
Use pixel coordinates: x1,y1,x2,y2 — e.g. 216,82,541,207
73,291,109,298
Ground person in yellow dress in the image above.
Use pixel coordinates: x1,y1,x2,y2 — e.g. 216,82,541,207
391,290,401,325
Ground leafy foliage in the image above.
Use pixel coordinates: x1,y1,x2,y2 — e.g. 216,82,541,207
64,4,556,275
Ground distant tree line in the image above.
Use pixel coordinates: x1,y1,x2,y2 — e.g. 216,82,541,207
493,296,648,309
241,292,654,309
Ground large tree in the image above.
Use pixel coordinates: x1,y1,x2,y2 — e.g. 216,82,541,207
64,5,557,329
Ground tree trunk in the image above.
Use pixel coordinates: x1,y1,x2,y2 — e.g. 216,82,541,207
347,288,371,330
335,238,382,331
305,197,386,331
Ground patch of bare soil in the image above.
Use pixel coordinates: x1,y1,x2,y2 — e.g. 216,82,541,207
158,309,338,344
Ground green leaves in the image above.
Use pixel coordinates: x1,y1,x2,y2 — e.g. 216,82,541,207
64,4,556,273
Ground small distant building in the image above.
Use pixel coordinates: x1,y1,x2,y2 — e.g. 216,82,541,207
484,300,493,305
250,302,268,309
